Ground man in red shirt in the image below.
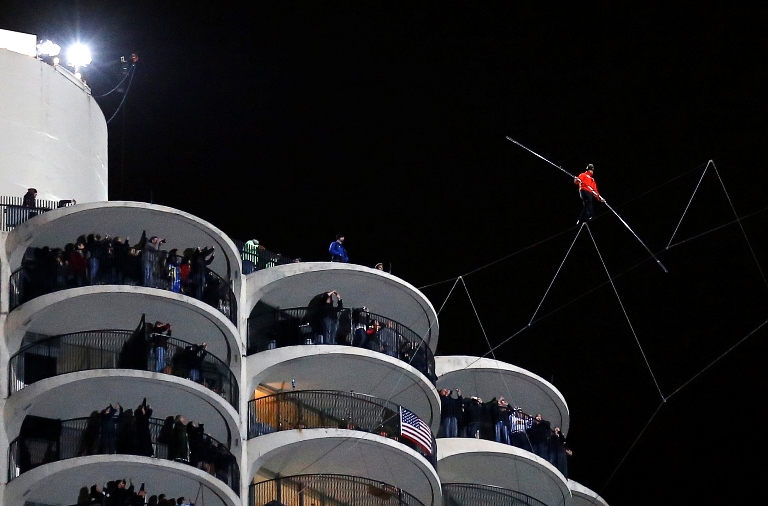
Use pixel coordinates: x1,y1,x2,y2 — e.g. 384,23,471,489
574,164,605,225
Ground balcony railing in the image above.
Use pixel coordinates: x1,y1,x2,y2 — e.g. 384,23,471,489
231,238,298,273
8,252,237,323
8,329,239,411
249,474,424,506
7,415,240,494
1,195,70,231
440,404,570,477
441,483,547,506
248,390,436,468
247,308,436,384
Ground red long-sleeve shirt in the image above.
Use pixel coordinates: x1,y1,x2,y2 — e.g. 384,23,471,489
574,171,600,198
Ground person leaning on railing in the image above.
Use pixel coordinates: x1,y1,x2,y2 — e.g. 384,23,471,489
22,187,37,217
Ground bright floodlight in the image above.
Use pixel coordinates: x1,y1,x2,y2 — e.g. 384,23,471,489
37,39,61,57
66,43,92,68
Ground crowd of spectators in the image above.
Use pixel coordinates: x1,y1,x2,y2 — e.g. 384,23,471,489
119,320,211,383
74,400,234,482
155,413,236,481
16,231,228,313
438,389,571,477
76,478,196,505
77,400,154,458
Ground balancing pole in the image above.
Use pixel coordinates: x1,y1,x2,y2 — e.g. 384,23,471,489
505,136,668,273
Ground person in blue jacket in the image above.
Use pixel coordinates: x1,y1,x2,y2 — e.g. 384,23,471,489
329,234,349,262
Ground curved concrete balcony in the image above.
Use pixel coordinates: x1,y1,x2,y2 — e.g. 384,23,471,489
3,289,242,382
7,415,239,494
247,431,440,506
4,456,239,506
4,201,242,323
247,390,436,467
3,372,241,456
7,328,239,410
249,474,426,506
246,346,440,430
435,356,569,434
568,479,609,506
244,261,439,352
247,307,436,384
437,438,570,506
442,483,548,506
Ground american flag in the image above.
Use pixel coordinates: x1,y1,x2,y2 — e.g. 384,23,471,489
400,407,433,455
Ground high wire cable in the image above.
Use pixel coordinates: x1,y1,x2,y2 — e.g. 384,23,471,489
667,159,767,290
596,318,768,500
666,160,711,249
417,227,579,291
585,225,665,401
430,205,768,372
93,63,135,98
105,63,137,124
473,207,768,362
457,277,528,420
710,161,768,290
529,225,584,325
505,136,669,273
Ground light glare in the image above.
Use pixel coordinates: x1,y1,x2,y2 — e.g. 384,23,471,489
66,43,92,67
37,39,61,56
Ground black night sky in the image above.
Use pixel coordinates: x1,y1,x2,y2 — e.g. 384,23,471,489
3,2,768,504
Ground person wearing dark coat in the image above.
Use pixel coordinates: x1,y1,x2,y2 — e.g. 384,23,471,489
213,442,235,482
135,399,154,457
89,483,106,505
492,397,512,444
150,321,172,373
77,410,101,456
184,343,207,383
186,420,206,469
168,415,190,462
526,413,552,460
463,396,484,438
438,388,462,438
307,290,343,344
109,479,136,505
116,408,138,455
99,404,121,454
190,246,215,300
548,425,572,478
22,188,38,219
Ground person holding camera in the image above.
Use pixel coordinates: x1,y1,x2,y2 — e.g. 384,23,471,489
319,291,343,344
142,235,166,288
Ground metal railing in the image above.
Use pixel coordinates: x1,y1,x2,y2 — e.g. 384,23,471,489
231,238,298,273
439,403,569,477
249,474,424,506
0,195,70,231
8,329,239,411
7,415,240,494
441,483,547,506
8,252,237,323
248,390,436,468
247,308,436,384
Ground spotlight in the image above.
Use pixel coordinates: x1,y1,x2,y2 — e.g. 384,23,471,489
66,43,92,68
37,39,61,57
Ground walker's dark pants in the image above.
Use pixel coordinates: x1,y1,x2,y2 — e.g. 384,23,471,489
578,190,596,223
